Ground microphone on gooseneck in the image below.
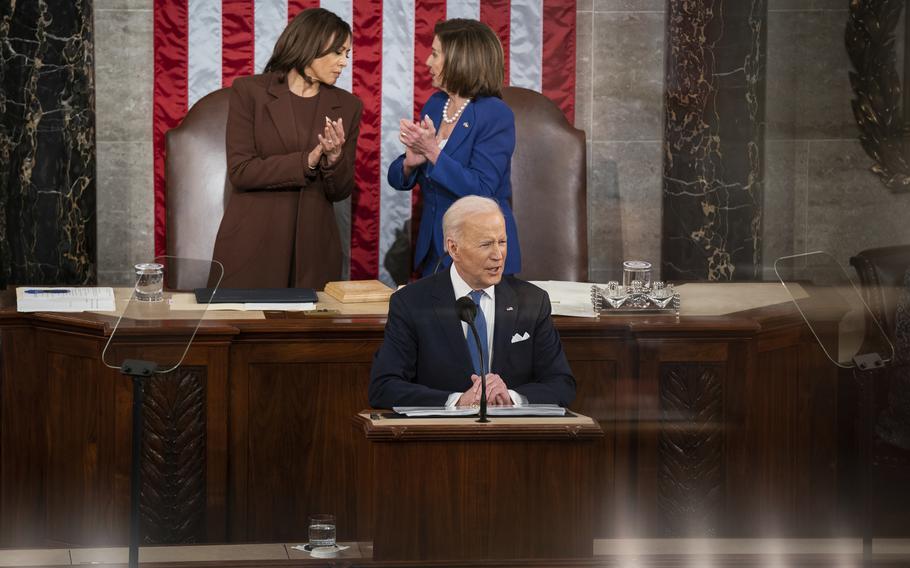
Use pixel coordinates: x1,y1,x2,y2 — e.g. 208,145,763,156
457,296,489,423
433,252,450,275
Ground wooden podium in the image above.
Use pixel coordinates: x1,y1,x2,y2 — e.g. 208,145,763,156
355,411,604,562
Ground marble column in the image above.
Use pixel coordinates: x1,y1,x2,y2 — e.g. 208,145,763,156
662,0,766,281
0,0,96,287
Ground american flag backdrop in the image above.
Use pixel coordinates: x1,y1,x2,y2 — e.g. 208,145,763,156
153,0,576,282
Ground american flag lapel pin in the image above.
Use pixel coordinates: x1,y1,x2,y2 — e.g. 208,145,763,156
506,306,514,311
463,122,469,128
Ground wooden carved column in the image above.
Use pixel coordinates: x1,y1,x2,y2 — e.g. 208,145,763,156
140,367,207,544
637,340,732,537
662,0,767,281
657,364,724,536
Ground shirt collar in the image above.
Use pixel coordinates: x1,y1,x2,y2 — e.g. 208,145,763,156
450,263,496,302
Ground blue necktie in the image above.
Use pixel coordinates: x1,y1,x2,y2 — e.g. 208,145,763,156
467,290,489,376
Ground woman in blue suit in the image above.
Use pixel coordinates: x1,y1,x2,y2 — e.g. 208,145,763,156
388,18,521,278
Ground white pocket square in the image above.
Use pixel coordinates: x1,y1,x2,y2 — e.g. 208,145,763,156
511,332,530,343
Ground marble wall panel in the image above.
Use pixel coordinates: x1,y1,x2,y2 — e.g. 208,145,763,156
763,140,808,279
575,10,594,139
766,9,854,141
0,0,96,286
592,11,665,141
582,4,666,280
96,142,154,285
96,0,152,8
767,0,813,9
590,142,663,283
806,141,910,268
94,7,153,142
662,0,767,281
94,4,153,285
764,2,910,278
595,0,665,11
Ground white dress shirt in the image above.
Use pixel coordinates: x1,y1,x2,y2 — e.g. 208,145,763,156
445,264,525,407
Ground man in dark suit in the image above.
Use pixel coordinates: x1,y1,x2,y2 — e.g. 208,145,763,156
369,196,576,409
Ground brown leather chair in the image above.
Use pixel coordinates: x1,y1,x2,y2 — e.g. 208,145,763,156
504,87,588,282
850,244,910,338
165,88,233,290
165,86,588,287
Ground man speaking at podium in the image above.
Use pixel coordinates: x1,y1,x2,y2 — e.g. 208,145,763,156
369,196,576,409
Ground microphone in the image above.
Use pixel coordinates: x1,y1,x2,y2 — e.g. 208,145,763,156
457,296,489,423
432,252,450,275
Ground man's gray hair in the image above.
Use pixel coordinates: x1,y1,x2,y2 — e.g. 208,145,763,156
442,196,503,248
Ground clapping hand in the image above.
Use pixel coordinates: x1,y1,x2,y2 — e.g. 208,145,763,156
399,119,427,170
320,117,345,166
309,116,345,168
399,115,440,164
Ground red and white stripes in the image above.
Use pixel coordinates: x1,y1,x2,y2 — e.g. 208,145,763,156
153,0,576,281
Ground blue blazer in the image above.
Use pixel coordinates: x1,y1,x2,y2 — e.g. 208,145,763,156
387,92,522,275
368,270,576,409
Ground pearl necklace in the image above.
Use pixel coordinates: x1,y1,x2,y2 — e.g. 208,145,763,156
441,96,471,124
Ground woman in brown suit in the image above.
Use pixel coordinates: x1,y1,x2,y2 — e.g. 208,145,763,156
211,8,362,289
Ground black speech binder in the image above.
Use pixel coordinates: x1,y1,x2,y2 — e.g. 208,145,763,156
194,287,318,304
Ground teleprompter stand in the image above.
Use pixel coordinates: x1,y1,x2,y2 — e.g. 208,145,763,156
100,257,222,568
776,252,895,566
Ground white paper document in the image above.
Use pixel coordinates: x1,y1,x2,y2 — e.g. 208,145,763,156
16,287,116,313
392,404,567,417
529,280,598,318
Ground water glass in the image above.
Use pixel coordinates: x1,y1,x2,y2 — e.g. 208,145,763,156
134,263,164,302
308,514,336,547
622,260,652,290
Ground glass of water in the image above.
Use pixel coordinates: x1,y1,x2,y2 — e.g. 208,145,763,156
622,260,652,291
308,514,336,548
134,263,164,302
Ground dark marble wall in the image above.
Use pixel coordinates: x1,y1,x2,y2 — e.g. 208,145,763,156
0,0,96,287
763,1,910,277
661,0,767,281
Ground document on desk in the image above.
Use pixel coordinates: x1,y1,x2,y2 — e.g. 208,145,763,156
530,280,598,318
16,287,116,312
392,404,566,417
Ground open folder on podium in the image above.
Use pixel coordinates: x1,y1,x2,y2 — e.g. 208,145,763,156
392,404,567,417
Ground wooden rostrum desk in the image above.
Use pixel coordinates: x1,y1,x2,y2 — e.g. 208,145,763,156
0,283,843,554
355,411,603,561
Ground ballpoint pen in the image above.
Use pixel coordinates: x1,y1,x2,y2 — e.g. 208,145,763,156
24,289,70,294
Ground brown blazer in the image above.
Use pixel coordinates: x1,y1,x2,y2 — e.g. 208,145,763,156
210,72,362,289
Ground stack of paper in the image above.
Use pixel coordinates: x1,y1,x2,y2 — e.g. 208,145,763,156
392,404,566,417
16,287,116,313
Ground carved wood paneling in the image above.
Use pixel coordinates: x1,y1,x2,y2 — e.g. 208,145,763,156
140,366,207,544
658,364,724,536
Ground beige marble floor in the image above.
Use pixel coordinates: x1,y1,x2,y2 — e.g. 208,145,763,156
0,542,365,566
0,539,907,566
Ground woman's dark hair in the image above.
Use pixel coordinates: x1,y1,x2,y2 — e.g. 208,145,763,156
434,19,504,99
264,8,351,83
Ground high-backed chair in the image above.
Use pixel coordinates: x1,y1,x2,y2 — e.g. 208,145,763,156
165,88,233,290
165,86,588,287
503,87,588,282
850,244,910,338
